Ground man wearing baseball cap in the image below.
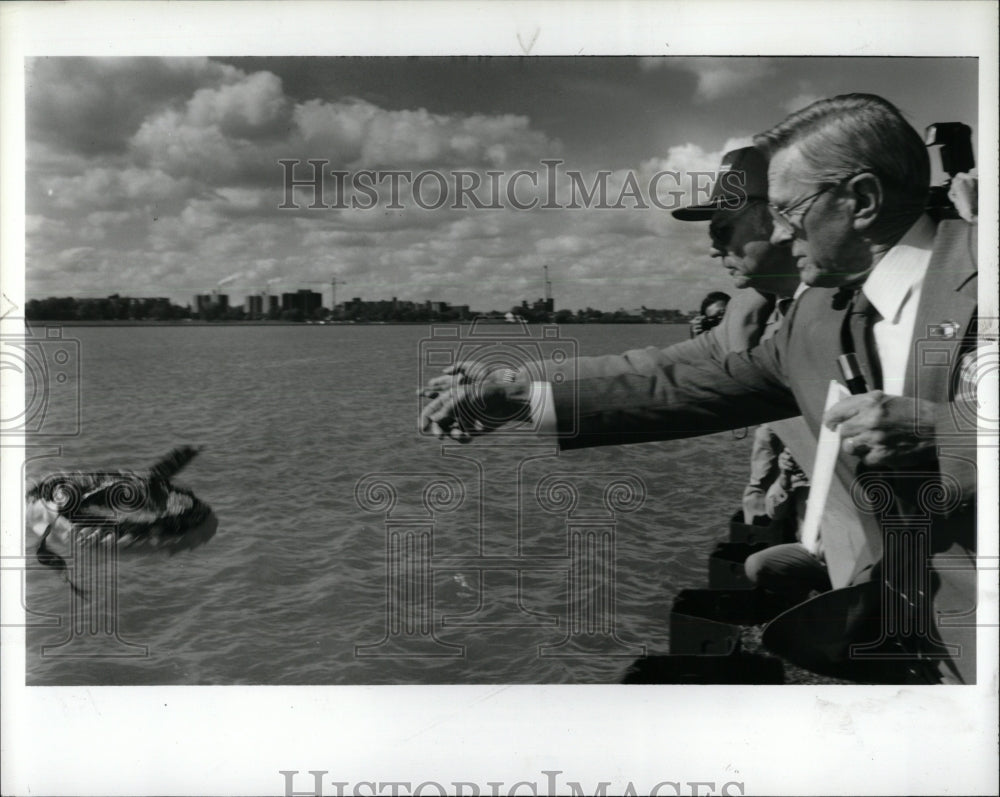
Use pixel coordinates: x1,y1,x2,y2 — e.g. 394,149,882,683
660,145,800,368
666,148,825,584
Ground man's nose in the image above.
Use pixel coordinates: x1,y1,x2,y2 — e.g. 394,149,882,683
769,223,794,247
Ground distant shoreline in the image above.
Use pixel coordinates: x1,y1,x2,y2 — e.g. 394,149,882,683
24,319,690,327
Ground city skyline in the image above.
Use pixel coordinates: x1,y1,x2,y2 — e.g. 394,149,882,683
25,57,978,312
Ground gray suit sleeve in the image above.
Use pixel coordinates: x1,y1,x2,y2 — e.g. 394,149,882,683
548,326,799,450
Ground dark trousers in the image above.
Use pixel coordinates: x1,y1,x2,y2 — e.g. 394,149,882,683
744,542,832,603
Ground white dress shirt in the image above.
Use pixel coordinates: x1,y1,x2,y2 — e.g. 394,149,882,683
861,213,936,395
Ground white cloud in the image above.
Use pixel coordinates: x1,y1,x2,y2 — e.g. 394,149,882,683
26,58,729,312
40,167,195,211
27,57,245,155
674,58,776,103
185,70,289,137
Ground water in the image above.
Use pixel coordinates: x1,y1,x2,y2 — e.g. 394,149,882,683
23,324,754,684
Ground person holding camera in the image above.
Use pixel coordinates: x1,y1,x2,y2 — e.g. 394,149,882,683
690,291,731,337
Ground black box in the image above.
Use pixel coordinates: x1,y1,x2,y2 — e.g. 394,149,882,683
622,652,785,684
728,509,789,547
708,542,769,589
669,609,742,656
673,588,790,626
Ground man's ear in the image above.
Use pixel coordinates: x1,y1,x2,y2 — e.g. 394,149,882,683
846,172,882,231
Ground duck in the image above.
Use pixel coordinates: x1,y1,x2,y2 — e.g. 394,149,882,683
25,446,217,587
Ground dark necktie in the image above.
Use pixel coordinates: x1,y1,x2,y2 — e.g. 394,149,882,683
838,288,883,391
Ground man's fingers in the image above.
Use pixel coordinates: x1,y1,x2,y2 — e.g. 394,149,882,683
427,375,455,391
842,436,869,458
420,396,450,433
420,404,438,433
824,394,871,429
835,415,872,439
859,446,894,467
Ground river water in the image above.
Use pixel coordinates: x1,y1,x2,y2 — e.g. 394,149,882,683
23,323,754,684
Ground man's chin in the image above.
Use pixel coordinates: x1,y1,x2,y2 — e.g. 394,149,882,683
800,264,835,287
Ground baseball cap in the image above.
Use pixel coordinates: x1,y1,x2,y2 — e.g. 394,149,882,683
672,146,769,221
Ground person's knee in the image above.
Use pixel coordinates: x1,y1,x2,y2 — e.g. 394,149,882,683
744,550,768,584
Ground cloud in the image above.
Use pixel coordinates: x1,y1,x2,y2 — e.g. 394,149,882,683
185,70,289,138
27,57,244,156
294,98,557,169
25,57,731,313
664,58,776,103
39,167,198,211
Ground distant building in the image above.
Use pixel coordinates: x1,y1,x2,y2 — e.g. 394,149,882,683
516,297,554,322
193,292,228,318
245,295,263,318
267,295,280,315
281,289,323,317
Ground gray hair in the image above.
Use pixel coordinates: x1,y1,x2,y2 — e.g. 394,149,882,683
754,94,930,229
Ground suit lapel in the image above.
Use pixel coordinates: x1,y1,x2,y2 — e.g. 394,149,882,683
904,220,978,399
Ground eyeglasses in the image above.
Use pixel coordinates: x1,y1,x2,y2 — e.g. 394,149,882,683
767,185,835,237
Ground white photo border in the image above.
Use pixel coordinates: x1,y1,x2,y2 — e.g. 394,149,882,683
1,2,997,795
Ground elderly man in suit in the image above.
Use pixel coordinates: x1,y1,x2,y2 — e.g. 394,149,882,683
420,93,979,683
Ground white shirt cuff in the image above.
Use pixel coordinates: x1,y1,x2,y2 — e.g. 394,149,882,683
529,381,557,437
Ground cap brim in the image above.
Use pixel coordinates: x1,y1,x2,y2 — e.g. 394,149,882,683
671,195,768,221
671,203,717,221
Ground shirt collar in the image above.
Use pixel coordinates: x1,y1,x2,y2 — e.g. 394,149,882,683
862,214,935,323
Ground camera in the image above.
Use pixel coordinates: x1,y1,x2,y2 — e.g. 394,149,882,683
925,122,976,220
0,324,82,437
418,318,578,436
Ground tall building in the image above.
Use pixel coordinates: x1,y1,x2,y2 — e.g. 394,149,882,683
281,289,323,317
245,295,263,318
299,289,322,317
194,292,229,318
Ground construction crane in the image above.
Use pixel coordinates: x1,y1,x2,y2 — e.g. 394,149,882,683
303,276,345,310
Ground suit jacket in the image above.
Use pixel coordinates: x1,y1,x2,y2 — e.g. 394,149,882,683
610,288,867,584
546,219,979,680
667,289,776,366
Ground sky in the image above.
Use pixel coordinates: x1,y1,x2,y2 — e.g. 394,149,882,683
25,56,978,312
